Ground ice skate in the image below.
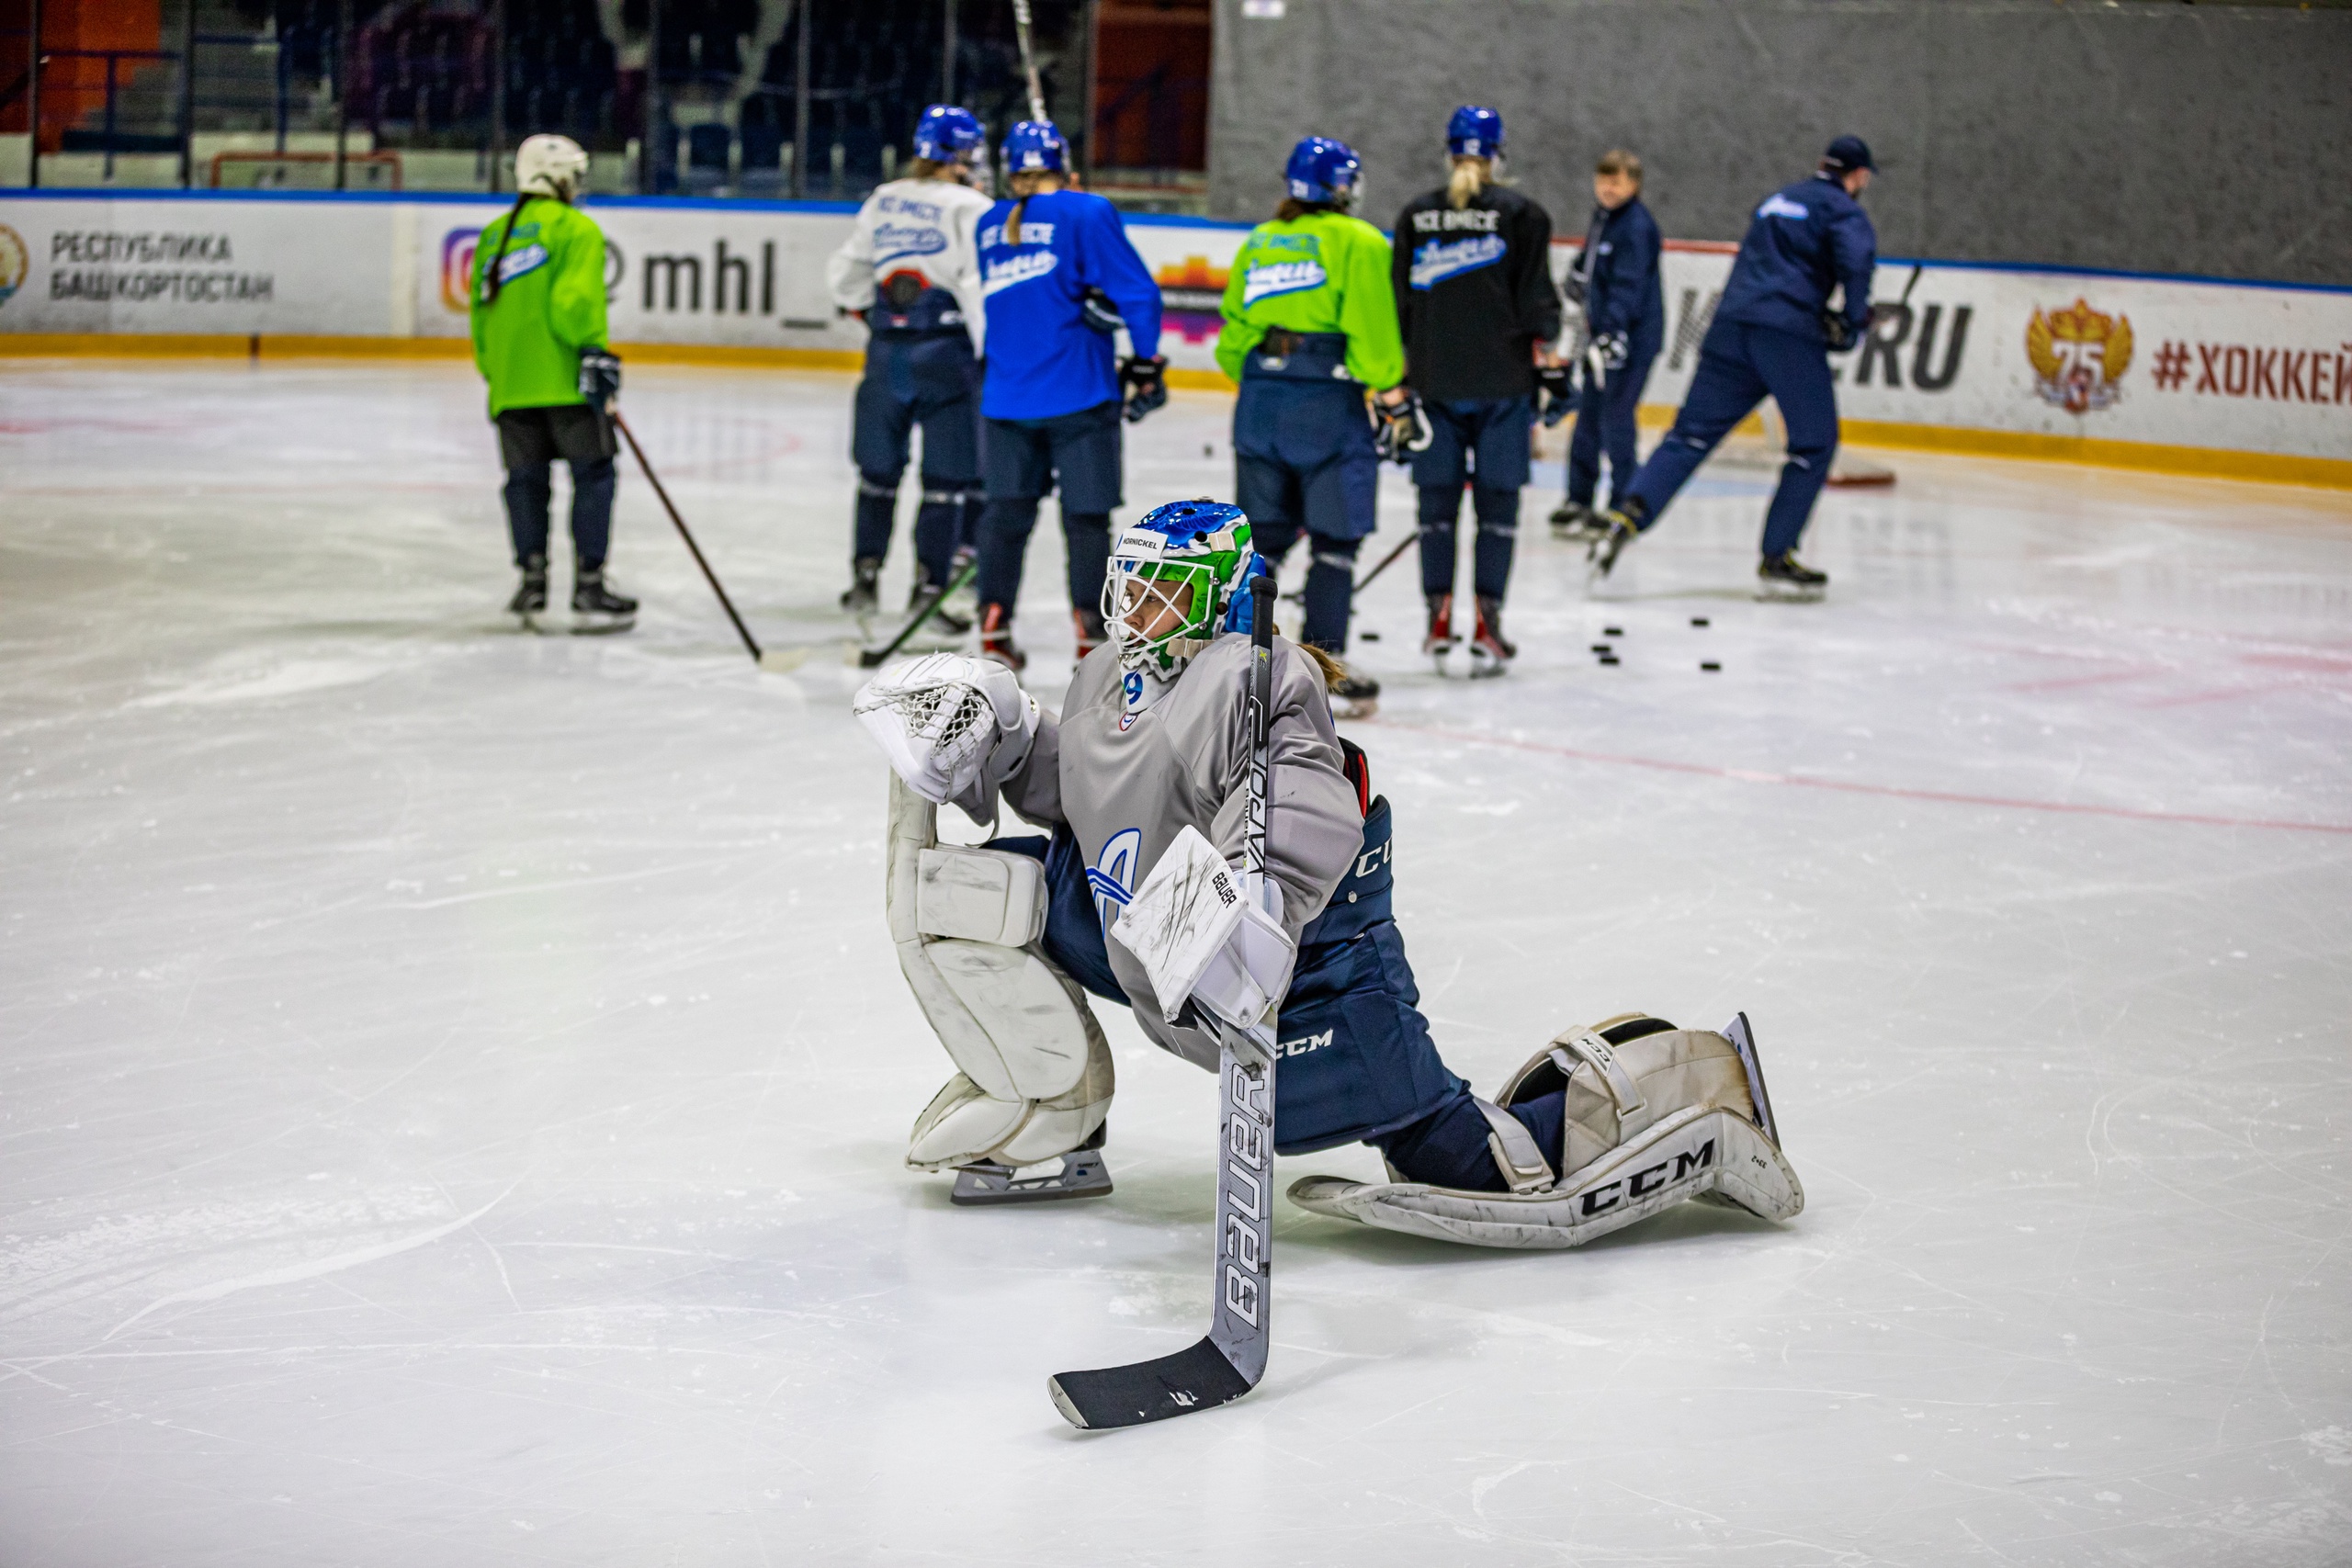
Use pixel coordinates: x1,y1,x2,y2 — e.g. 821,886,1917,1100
1422,592,1459,673
1329,664,1380,719
570,569,637,634
1290,1011,1803,1249
1549,499,1600,541
1467,594,1515,678
1757,551,1828,602
978,603,1026,671
1588,499,1646,581
839,556,882,615
1072,605,1108,667
951,1124,1114,1205
905,571,972,639
506,556,548,628
942,545,979,626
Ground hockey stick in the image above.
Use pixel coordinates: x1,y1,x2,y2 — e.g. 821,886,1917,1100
855,558,980,669
1278,529,1423,606
1050,570,1278,1430
613,411,792,671
1009,0,1047,123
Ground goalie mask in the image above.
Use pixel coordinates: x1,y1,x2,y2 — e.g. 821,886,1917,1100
1102,499,1255,679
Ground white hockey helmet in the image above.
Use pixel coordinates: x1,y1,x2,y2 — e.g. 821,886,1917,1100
514,133,590,200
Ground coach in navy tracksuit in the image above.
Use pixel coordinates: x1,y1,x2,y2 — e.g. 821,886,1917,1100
1593,135,1877,597
1552,148,1664,535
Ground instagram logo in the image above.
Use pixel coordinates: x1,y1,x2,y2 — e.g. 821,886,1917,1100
439,228,482,312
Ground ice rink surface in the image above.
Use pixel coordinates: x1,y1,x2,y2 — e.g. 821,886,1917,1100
5,359,2350,1567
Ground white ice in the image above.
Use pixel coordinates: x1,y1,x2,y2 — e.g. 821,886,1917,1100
5,359,2351,1567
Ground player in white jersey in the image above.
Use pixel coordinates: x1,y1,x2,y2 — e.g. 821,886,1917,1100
825,106,995,627
850,498,1804,1248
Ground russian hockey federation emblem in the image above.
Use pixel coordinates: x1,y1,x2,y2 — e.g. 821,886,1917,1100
2027,299,2134,414
0,224,27,310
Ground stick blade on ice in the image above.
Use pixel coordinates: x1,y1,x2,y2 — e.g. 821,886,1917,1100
1048,1337,1254,1430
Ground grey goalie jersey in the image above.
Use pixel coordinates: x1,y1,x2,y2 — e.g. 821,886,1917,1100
1000,635,1365,1071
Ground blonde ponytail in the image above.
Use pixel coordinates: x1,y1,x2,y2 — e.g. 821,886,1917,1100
1446,155,1489,210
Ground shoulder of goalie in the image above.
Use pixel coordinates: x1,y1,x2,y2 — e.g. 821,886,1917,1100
1105,825,1295,1040
884,773,1115,1170
1288,1012,1804,1249
854,652,1038,820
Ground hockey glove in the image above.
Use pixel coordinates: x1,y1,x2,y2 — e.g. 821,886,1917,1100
1593,331,1630,371
1535,362,1576,428
1119,355,1169,423
853,653,1040,819
1109,825,1295,1035
1373,389,1435,465
1819,311,1860,353
577,346,622,411
1081,288,1127,336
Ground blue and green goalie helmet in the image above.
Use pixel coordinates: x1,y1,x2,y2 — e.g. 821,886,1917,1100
1102,499,1256,677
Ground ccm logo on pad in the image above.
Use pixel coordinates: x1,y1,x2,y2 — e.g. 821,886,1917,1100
1578,1139,1714,1215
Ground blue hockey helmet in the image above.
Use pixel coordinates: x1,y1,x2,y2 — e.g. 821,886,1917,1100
1103,499,1257,676
1447,105,1505,159
1001,119,1069,175
1283,135,1362,207
911,104,985,163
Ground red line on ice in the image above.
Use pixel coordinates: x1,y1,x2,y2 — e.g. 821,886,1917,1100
1362,718,2352,837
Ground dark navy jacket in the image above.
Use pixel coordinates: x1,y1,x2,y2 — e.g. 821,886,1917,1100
1576,197,1665,350
1716,174,1876,345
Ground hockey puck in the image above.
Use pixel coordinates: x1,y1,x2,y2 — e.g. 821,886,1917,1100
1359,629,1381,642
1598,654,1621,666
1691,616,1711,627
1701,660,1721,671
1589,643,1612,654
1603,626,1624,637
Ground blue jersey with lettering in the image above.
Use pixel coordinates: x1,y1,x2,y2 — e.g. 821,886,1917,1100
976,188,1164,421
1715,174,1877,344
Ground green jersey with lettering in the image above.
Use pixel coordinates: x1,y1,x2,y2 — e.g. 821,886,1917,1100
469,197,608,415
1213,210,1403,389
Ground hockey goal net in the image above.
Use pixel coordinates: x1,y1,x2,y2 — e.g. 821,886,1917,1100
209,151,403,191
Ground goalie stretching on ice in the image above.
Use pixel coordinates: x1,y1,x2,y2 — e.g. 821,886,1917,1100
854,499,1802,1248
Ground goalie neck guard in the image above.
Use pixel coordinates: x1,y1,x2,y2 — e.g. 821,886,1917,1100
1102,499,1255,678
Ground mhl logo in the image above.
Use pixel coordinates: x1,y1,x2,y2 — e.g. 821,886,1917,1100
638,239,779,315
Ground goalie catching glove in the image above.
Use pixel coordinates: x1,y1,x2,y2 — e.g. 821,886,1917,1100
1108,824,1295,1040
854,653,1039,820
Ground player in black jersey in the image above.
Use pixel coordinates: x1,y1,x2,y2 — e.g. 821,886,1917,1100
1390,107,1563,677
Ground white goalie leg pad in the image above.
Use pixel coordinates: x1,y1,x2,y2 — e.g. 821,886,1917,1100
1288,1013,1803,1250
888,775,1114,1170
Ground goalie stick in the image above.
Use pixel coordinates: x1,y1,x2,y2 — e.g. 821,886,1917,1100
1049,570,1278,1430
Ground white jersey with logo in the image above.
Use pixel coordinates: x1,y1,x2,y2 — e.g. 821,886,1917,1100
824,176,993,352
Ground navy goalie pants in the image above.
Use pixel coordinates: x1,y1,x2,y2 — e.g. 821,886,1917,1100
989,799,1563,1189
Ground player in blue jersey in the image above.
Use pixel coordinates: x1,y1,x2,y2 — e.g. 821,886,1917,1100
969,119,1168,671
1592,136,1878,600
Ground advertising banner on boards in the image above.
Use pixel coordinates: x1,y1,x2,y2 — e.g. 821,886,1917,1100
2,193,2345,471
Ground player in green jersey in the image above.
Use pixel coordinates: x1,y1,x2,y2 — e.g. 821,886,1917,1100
1214,136,1424,718
469,133,635,631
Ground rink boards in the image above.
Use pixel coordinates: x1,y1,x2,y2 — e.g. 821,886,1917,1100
0,189,2346,482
